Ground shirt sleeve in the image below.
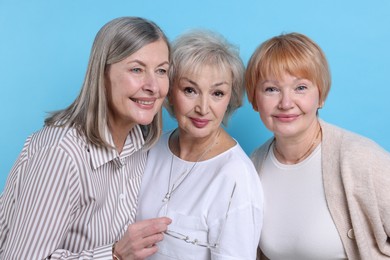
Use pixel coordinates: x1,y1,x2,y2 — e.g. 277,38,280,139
208,160,264,260
211,204,263,260
0,141,112,259
49,243,114,259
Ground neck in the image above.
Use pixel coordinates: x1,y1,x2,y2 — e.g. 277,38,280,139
170,128,221,162
109,120,135,154
273,123,322,164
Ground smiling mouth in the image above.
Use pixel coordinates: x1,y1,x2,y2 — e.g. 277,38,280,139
275,114,298,118
130,98,155,105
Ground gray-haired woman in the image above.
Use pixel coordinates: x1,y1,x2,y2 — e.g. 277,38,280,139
0,17,171,259
136,30,263,260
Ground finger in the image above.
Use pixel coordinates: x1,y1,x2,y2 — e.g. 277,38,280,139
129,217,171,238
133,244,159,260
139,232,164,249
137,217,172,228
115,232,163,259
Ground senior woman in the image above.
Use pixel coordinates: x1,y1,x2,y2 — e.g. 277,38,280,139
136,30,263,260
245,32,390,260
0,17,171,259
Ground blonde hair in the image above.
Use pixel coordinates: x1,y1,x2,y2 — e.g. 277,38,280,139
45,17,169,149
166,29,245,125
245,32,331,111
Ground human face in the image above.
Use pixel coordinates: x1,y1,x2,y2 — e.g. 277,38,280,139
255,73,321,140
105,39,169,130
170,65,232,140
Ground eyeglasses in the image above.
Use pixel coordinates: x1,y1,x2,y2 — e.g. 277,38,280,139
164,229,218,249
158,182,236,249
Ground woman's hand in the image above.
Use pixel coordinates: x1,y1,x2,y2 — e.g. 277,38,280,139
113,217,171,260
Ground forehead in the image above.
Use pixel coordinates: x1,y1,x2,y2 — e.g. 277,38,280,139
180,60,231,76
129,39,169,61
179,64,232,83
262,73,314,86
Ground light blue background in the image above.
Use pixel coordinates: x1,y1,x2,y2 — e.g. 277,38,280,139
1,0,389,192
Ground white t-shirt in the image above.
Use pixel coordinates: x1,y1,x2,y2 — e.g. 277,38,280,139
260,144,347,260
136,131,263,260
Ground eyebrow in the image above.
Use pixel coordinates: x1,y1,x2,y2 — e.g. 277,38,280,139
127,59,169,67
261,77,307,85
181,77,230,87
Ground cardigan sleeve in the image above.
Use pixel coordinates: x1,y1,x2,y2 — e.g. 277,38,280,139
339,134,390,257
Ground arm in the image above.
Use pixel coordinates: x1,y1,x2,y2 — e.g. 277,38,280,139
209,163,263,260
338,135,390,257
1,145,82,259
210,204,263,260
1,143,171,260
49,218,171,260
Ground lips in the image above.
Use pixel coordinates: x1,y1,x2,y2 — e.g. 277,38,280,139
190,118,209,128
131,98,154,105
274,114,299,122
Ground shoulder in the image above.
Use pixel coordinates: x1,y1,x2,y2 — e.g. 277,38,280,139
7,126,83,198
205,144,264,211
321,122,390,173
250,138,274,173
23,125,87,162
213,143,263,193
147,130,171,155
251,139,273,159
321,120,390,160
218,143,256,173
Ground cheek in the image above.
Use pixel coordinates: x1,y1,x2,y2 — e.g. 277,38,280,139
255,96,271,115
254,91,265,112
106,77,124,97
160,78,170,96
219,98,230,114
301,97,320,114
171,94,191,116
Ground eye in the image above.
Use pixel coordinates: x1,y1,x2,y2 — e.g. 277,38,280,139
183,87,197,96
213,90,225,98
296,85,307,92
130,68,143,73
264,86,279,93
156,68,168,75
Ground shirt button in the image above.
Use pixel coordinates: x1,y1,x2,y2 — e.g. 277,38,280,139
347,229,355,239
119,194,125,200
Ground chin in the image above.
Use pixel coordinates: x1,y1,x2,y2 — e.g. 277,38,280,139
137,119,155,126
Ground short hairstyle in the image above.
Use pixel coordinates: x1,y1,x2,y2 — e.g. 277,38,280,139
245,32,331,111
166,29,245,125
45,16,170,148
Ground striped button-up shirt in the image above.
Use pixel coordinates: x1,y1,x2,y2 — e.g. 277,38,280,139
0,124,147,259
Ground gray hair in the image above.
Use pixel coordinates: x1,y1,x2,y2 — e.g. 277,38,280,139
45,17,170,149
166,29,245,125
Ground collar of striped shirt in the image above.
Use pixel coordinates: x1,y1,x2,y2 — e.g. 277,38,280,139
89,124,145,170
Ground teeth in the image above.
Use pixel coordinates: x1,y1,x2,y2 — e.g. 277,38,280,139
135,100,154,105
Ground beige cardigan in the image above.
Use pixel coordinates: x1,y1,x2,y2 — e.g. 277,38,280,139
252,120,390,260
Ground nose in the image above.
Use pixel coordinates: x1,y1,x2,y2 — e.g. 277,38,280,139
142,71,158,94
278,91,294,110
195,95,209,115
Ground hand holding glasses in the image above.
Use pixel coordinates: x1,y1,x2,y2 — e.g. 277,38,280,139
157,182,237,249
